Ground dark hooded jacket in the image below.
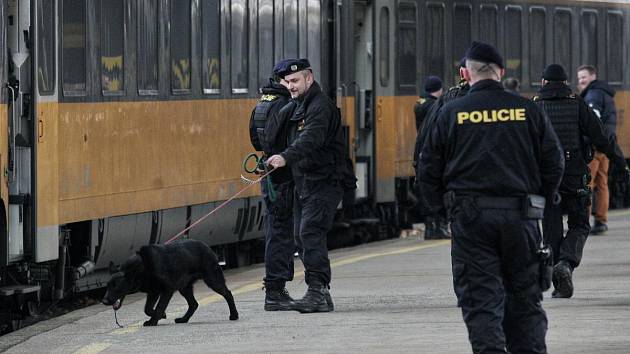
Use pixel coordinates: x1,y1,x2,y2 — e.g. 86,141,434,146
580,80,617,136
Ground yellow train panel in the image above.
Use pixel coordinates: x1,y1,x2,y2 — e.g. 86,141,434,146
37,102,60,227
338,96,356,158
375,96,398,182
394,96,417,177
55,99,260,224
615,91,630,155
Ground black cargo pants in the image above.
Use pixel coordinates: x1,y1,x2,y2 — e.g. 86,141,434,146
293,179,343,286
451,206,547,354
262,179,296,285
542,193,590,269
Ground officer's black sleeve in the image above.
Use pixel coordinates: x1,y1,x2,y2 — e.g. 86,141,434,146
280,103,331,166
248,108,260,151
536,109,565,199
417,108,449,212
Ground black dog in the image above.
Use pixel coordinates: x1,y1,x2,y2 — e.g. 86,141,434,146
102,239,239,326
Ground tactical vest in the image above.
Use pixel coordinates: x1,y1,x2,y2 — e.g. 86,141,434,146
536,97,580,160
250,94,281,152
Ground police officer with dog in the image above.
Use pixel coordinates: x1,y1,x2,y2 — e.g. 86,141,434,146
267,58,356,313
248,65,297,311
534,64,629,299
418,42,564,353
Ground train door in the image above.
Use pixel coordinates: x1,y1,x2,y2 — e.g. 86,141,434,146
352,0,374,202
0,1,8,265
4,0,58,266
6,0,32,264
371,0,395,203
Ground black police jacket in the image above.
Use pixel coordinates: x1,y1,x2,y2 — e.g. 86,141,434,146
413,95,437,132
249,80,292,183
418,79,564,211
281,81,355,188
413,82,469,170
580,80,617,136
535,82,624,177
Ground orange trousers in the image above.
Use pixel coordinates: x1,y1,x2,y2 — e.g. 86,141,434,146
588,152,609,223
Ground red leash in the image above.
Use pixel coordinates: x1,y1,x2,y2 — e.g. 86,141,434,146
163,168,274,245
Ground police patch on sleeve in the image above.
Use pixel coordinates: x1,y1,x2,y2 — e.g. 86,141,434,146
260,94,278,102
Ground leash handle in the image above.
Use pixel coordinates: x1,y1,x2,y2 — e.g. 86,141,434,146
242,153,277,202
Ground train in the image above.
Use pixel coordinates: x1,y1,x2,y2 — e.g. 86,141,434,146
1,0,629,333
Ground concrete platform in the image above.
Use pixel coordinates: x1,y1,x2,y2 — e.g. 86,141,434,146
2,209,630,353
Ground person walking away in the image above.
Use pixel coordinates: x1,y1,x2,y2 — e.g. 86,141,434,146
534,64,627,299
419,41,564,353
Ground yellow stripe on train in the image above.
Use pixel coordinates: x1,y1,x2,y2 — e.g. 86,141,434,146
457,108,526,124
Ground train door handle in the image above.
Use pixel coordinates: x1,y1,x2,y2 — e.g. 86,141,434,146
38,119,43,142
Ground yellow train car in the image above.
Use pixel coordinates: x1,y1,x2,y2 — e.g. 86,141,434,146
1,0,629,333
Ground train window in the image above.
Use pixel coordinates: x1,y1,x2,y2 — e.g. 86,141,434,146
284,0,298,58
452,4,471,71
171,0,191,93
202,0,221,94
607,11,624,84
138,0,158,95
504,6,522,81
553,9,572,83
425,3,444,79
101,0,125,95
479,5,498,47
231,0,249,93
37,0,56,95
379,7,389,87
580,10,598,69
258,0,274,88
397,2,416,91
307,0,321,77
62,0,86,95
529,7,546,86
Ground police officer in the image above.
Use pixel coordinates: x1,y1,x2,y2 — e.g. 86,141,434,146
413,60,469,239
535,64,629,298
418,42,564,353
267,58,356,313
248,65,296,311
413,76,443,131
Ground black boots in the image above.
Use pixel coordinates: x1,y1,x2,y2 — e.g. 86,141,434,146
292,283,334,313
424,215,450,240
590,220,608,235
552,261,574,298
264,282,294,311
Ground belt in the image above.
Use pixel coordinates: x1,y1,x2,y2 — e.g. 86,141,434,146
473,196,522,210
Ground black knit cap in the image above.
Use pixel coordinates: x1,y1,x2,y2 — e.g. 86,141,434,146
465,41,504,69
542,64,568,81
273,58,311,78
424,76,443,93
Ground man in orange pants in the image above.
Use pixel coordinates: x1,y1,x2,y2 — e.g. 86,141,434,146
587,153,609,234
578,65,618,234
